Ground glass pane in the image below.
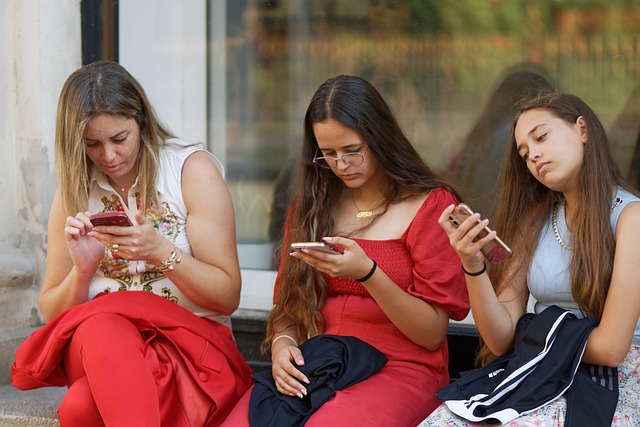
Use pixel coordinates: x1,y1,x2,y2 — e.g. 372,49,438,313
209,0,640,268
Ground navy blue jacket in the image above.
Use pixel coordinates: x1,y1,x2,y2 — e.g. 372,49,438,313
249,335,388,427
436,305,618,426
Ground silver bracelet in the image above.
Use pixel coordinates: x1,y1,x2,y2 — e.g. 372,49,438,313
272,334,298,347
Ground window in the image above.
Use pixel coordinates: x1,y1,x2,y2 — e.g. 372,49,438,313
122,1,640,271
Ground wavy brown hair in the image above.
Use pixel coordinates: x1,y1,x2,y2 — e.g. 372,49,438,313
55,60,174,215
477,92,635,364
263,75,461,352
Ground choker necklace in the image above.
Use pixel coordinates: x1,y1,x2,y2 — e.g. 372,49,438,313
352,193,377,219
552,197,623,251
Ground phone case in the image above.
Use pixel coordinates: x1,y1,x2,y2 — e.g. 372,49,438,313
289,241,343,254
448,204,513,264
89,211,133,227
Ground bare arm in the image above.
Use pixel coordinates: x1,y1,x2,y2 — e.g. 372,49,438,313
582,202,640,366
158,151,242,315
38,191,105,321
438,204,529,356
293,236,451,351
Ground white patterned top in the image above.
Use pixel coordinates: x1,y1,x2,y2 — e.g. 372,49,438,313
86,138,231,328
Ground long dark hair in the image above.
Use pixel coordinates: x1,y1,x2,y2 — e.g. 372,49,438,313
479,92,634,364
264,75,460,350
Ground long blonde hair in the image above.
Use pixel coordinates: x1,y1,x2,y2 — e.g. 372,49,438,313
54,60,174,215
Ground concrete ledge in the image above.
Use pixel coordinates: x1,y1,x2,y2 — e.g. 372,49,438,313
0,385,63,427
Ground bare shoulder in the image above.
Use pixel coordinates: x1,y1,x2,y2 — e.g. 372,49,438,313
616,201,640,233
181,151,232,212
182,150,224,182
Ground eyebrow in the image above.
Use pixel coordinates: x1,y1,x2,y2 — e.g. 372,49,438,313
318,144,363,152
527,123,549,136
85,129,129,142
516,123,548,151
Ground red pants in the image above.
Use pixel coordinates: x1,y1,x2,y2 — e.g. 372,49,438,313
58,313,160,426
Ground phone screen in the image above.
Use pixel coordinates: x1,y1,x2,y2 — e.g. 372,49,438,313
448,203,513,264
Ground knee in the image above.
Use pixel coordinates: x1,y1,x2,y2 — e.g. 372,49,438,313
74,312,141,350
58,377,103,426
74,312,128,338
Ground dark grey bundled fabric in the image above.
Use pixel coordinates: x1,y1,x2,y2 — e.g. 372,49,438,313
249,334,388,427
436,305,618,426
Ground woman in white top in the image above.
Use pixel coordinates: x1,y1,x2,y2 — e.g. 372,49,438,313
15,61,251,426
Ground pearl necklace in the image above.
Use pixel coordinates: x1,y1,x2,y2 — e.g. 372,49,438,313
552,197,623,250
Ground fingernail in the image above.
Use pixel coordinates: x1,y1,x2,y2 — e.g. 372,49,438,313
302,388,307,396
297,392,303,398
303,377,310,384
297,359,305,365
323,236,332,241
482,219,489,224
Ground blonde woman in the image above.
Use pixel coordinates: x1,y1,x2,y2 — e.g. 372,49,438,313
12,61,252,426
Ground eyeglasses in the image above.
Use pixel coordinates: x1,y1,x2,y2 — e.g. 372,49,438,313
313,150,367,169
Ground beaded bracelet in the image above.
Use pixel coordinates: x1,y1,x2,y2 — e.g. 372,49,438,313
462,262,486,277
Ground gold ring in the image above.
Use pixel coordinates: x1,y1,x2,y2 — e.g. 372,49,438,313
112,243,119,250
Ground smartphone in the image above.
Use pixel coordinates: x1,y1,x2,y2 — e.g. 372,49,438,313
448,203,513,264
89,211,133,227
290,241,343,254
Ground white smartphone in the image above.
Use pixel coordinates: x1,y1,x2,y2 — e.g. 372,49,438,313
448,203,513,264
289,241,343,254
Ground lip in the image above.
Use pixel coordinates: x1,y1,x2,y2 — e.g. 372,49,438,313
339,173,358,181
536,162,549,175
102,163,122,174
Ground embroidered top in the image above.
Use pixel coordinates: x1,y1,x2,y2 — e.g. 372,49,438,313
528,186,640,345
86,138,231,328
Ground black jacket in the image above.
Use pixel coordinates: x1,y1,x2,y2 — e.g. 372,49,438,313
249,335,387,427
436,305,618,426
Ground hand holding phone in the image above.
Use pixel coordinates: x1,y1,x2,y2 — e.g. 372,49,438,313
448,203,512,264
89,211,133,227
290,241,343,254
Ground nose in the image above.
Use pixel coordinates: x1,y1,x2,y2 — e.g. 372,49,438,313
528,146,542,162
335,156,350,170
101,143,117,162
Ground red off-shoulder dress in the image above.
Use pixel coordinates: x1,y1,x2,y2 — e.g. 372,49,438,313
223,188,470,426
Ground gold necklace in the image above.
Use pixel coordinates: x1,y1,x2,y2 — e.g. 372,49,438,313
352,193,376,219
552,197,623,251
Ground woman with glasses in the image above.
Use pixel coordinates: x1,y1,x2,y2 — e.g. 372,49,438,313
222,75,470,426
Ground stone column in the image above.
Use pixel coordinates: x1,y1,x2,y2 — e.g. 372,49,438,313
0,0,81,385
